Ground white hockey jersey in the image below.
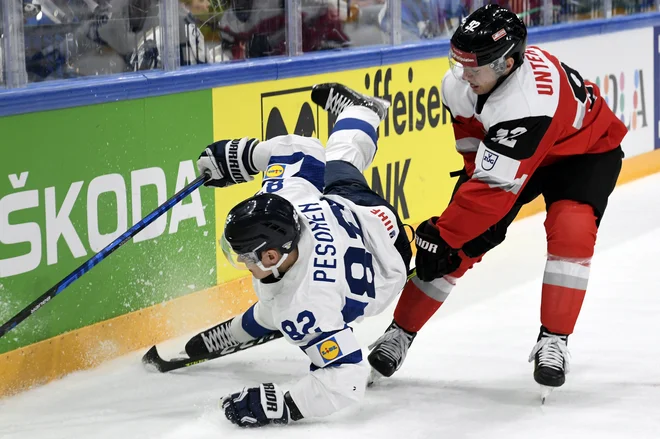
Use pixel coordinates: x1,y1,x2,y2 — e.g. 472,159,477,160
228,133,408,419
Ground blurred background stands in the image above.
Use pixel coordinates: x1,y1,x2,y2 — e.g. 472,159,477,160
0,0,658,85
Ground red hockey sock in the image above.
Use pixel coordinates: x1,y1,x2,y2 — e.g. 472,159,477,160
394,251,482,332
541,200,597,334
541,281,587,334
394,279,447,332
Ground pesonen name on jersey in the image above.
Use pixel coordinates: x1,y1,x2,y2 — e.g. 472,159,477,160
299,202,337,284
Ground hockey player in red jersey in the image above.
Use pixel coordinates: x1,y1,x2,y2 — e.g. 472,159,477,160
367,4,627,398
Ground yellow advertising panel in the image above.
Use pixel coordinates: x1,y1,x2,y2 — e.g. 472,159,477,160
211,58,463,284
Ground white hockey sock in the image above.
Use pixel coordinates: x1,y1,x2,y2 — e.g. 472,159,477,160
326,107,380,172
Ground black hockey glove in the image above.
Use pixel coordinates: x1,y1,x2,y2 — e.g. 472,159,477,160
414,217,461,282
197,137,260,188
222,383,301,428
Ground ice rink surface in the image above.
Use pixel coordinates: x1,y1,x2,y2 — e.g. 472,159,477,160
2,174,659,439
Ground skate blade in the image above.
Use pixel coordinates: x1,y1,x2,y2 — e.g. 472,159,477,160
371,95,392,110
367,368,385,387
540,385,554,404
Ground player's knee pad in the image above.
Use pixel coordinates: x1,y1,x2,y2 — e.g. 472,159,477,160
544,200,598,259
326,107,379,171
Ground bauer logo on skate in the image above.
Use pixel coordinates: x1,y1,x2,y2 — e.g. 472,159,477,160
265,164,285,178
482,150,499,171
318,338,342,362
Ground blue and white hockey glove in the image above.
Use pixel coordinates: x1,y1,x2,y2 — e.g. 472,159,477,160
197,137,260,188
222,383,302,428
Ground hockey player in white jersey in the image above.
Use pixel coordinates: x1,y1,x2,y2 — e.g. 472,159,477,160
192,83,412,427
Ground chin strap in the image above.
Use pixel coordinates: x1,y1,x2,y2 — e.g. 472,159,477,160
257,252,290,279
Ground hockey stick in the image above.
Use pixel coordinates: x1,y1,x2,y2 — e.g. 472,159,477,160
0,174,209,339
142,331,284,373
142,265,417,372
407,268,416,280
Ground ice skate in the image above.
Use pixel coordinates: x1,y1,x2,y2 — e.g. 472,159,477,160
367,320,416,385
311,83,390,121
185,320,238,357
528,326,570,403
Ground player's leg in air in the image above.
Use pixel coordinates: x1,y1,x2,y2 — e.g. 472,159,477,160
184,83,402,361
311,82,412,270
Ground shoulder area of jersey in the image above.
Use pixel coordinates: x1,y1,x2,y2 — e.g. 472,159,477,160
440,70,476,104
441,68,465,87
514,46,561,100
481,49,559,116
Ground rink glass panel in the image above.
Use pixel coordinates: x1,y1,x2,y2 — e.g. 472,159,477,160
0,0,656,83
23,0,164,82
612,0,658,16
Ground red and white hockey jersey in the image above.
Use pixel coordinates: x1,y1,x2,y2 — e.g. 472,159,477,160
438,45,628,249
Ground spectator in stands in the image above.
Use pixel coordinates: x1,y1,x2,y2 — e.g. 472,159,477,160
24,0,207,81
217,0,349,61
182,0,212,15
375,0,471,42
378,0,442,41
180,0,219,63
23,0,97,80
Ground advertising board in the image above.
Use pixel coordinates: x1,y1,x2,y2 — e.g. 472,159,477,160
0,91,216,354
543,28,655,157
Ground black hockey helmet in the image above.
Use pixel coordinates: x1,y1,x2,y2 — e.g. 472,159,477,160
221,193,301,270
449,4,527,76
